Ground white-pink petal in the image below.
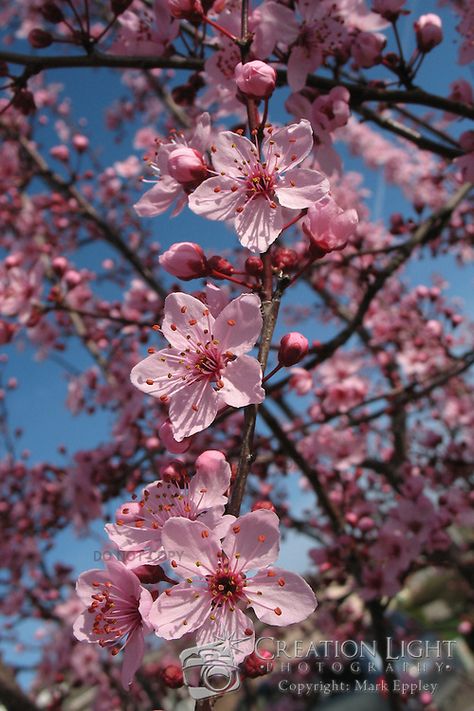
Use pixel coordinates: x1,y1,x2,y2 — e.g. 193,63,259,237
235,198,284,253
222,510,280,572
210,131,258,178
149,583,210,639
213,293,262,356
245,568,317,625
196,607,255,663
134,177,181,217
263,119,314,173
169,378,220,441
161,517,220,578
276,168,330,209
188,176,243,221
161,292,215,351
221,355,264,408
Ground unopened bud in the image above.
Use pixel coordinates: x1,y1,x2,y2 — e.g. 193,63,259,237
414,14,443,53
28,28,54,48
235,60,276,100
208,255,234,275
41,2,64,23
167,0,203,20
161,663,184,688
278,332,309,367
167,146,207,186
272,247,298,271
159,242,208,280
245,256,264,275
251,500,276,513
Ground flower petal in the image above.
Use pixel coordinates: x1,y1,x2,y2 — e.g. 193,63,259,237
161,292,215,351
169,377,219,441
263,119,314,173
161,517,221,578
222,510,280,572
221,355,264,408
190,450,232,510
276,168,330,209
149,582,210,640
130,347,188,398
245,568,317,625
210,131,258,178
196,607,255,664
134,177,181,217
121,627,145,688
191,112,211,154
188,176,243,221
213,293,263,356
235,198,284,253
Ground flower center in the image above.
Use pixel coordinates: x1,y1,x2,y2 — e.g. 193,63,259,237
208,566,245,608
245,163,275,201
87,581,138,655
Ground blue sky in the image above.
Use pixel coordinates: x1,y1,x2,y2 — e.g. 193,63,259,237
1,1,473,684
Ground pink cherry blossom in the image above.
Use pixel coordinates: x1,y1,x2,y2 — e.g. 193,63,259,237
73,558,153,688
110,0,179,57
189,120,329,253
134,113,210,218
130,292,264,440
148,510,317,660
105,450,235,566
303,196,359,254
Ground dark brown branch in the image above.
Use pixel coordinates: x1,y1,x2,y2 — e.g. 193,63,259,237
1,49,473,119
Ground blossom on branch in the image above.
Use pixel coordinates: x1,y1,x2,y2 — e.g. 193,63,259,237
134,113,211,217
130,292,264,440
73,559,153,688
189,120,330,253
105,450,235,566
148,510,317,660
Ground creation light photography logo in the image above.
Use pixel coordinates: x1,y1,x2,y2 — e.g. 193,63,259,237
179,635,459,701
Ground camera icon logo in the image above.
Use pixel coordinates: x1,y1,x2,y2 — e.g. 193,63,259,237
180,638,243,700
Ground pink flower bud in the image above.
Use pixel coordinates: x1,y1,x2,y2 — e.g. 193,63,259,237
159,420,191,453
245,256,264,275
167,0,203,20
51,256,68,275
72,134,89,153
351,32,386,68
303,197,358,256
371,0,406,22
28,28,53,48
251,500,276,513
272,247,298,271
207,255,234,275
278,332,309,367
161,664,184,688
414,14,443,52
167,146,208,185
50,145,70,162
235,60,276,99
241,650,274,678
41,2,64,23
159,242,208,280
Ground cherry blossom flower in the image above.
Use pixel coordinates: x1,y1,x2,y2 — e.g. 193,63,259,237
130,292,264,440
105,450,235,567
148,510,317,660
73,559,153,688
134,113,210,218
189,120,329,253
